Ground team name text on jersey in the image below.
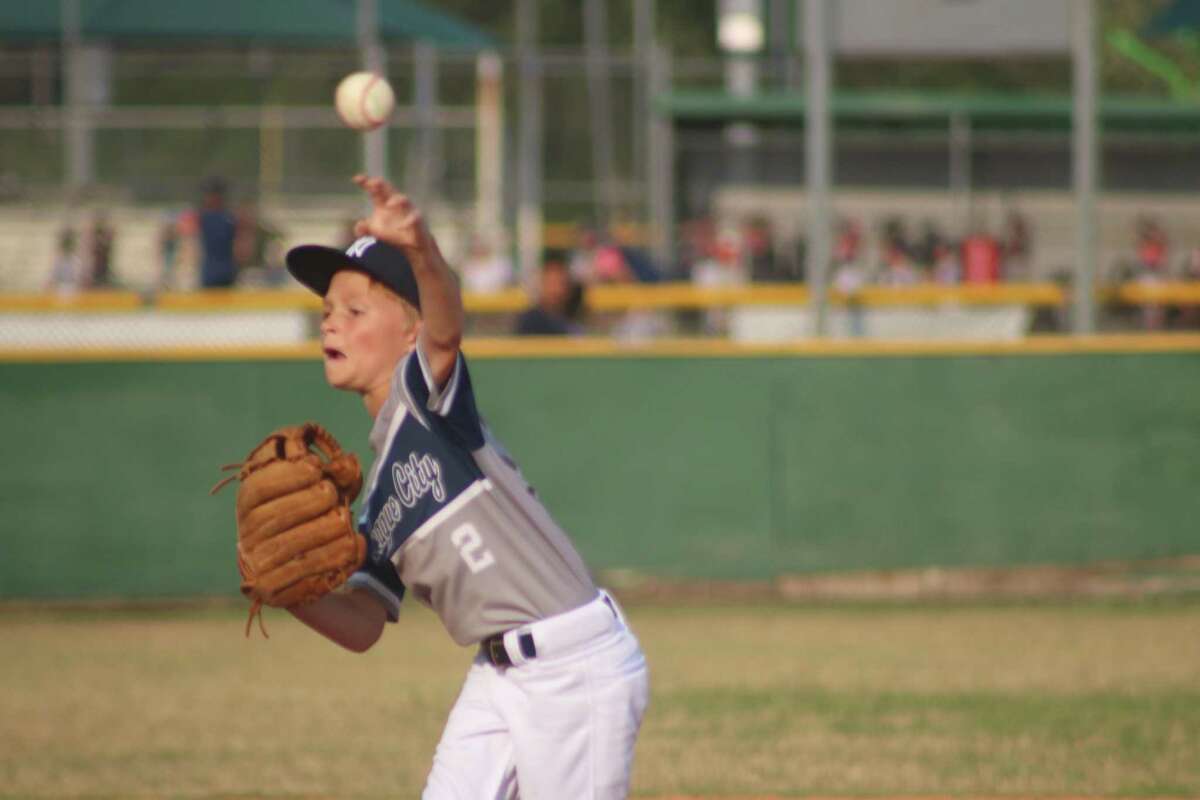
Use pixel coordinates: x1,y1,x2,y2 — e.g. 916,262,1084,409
369,452,448,555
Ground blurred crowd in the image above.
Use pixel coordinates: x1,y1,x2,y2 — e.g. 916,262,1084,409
500,209,1034,337
830,211,1032,289
45,176,285,295
503,209,1200,336
45,211,116,293
1113,215,1200,330
42,187,1200,333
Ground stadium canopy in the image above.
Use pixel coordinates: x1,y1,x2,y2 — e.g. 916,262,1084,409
0,0,494,49
657,89,1200,137
1144,0,1200,36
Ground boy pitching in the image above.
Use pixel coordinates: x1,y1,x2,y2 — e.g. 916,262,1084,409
284,175,649,799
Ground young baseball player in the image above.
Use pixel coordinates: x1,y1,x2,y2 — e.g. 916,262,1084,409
284,175,649,799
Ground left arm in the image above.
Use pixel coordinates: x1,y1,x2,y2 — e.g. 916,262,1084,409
288,586,387,653
353,175,463,388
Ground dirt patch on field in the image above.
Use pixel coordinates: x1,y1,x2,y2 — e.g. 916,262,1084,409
3,557,1198,615
603,555,1200,605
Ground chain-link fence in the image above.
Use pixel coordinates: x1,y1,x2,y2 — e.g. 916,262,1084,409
2,32,1200,342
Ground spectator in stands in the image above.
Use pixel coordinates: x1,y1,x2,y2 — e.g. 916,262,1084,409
614,229,663,284
676,216,716,282
743,216,779,282
233,201,285,286
876,239,919,286
233,202,259,272
834,217,862,270
792,235,808,282
156,212,181,292
564,271,586,326
617,244,662,283
1133,216,1171,330
1135,215,1169,275
514,250,581,336
832,255,868,338
85,211,116,288
459,231,513,294
45,226,82,295
567,225,645,286
930,242,961,285
1002,210,1032,280
961,224,1002,284
1176,247,1200,329
913,219,946,273
568,227,601,285
591,232,631,284
197,177,238,289
880,216,913,265
1182,247,1200,282
691,228,745,335
605,230,669,340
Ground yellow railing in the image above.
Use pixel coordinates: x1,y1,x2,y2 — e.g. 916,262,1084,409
154,289,321,311
5,333,1200,363
5,282,1200,314
1105,282,1200,305
0,291,145,312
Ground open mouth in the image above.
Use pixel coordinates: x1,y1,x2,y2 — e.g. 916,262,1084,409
323,347,346,360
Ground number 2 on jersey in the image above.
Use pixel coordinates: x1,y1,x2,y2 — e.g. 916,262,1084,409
450,523,496,574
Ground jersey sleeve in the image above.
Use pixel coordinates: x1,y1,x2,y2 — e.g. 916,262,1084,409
345,557,405,623
397,343,485,451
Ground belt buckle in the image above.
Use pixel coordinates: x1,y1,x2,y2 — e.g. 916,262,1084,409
487,636,509,666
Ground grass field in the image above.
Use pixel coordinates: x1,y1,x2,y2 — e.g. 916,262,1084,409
1,598,1198,798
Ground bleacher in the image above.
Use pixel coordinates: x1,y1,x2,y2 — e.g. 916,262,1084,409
0,205,359,292
715,187,1200,283
5,186,1198,294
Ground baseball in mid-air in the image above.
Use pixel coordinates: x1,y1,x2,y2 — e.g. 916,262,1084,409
335,71,395,131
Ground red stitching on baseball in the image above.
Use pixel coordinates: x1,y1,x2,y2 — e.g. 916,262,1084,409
360,73,384,128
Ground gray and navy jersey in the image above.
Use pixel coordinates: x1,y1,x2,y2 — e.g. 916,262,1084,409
345,344,597,646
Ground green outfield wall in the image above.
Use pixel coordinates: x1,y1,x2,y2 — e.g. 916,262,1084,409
2,346,1198,599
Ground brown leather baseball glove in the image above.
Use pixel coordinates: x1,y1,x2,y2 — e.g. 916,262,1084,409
211,422,365,636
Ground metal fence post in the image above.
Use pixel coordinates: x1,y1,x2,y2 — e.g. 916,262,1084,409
1071,0,1098,334
804,0,833,336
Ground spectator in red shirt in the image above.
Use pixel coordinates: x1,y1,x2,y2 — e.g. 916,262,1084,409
961,226,1002,284
1136,216,1169,274
1134,216,1171,330
834,217,862,268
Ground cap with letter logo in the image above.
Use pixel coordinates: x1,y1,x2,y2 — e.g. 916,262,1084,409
286,236,421,311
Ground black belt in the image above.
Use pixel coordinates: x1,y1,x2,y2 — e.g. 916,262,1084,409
480,630,538,667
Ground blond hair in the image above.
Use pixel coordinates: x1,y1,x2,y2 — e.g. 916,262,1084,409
366,276,420,327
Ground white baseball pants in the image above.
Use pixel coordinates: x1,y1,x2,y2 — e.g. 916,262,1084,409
422,592,650,799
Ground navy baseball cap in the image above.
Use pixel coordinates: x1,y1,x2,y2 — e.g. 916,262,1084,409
286,235,421,311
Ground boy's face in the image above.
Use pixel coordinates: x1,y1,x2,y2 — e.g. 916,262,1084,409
320,270,418,396
539,262,570,312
